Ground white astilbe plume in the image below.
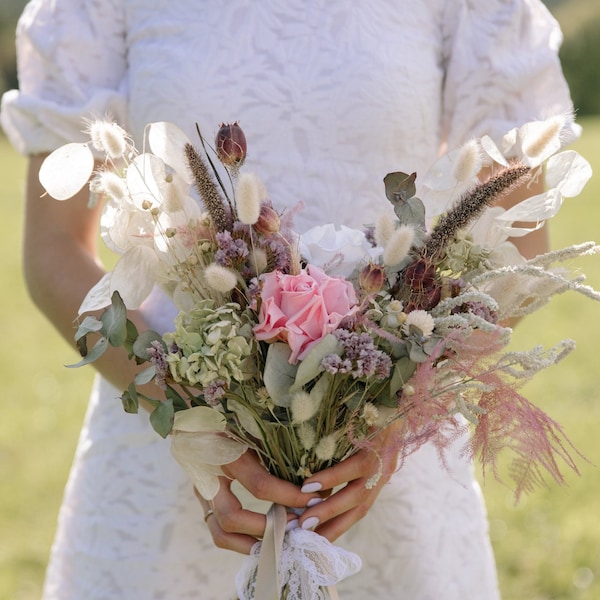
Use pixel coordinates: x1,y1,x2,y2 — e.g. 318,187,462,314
204,263,238,293
470,246,600,320
236,172,263,225
87,120,129,159
383,224,415,266
498,340,575,379
375,213,396,247
452,139,483,184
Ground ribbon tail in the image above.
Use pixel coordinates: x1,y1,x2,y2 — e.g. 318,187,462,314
254,503,287,600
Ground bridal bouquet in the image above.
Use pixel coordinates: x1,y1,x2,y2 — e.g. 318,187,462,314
40,115,598,599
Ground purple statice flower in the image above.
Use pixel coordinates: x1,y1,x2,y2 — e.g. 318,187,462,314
215,230,249,268
147,340,169,390
322,354,354,375
203,379,228,407
262,236,291,271
323,329,392,379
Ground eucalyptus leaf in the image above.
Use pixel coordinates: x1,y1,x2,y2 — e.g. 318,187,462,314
393,197,426,228
384,171,417,203
408,341,429,363
393,356,417,390
263,343,298,407
121,383,139,414
134,365,156,385
150,399,175,438
66,337,109,368
165,385,190,412
101,291,128,347
74,315,103,343
132,330,166,361
291,334,341,392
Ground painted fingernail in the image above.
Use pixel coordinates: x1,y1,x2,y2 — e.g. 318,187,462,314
306,497,323,508
301,482,322,493
301,516,320,531
285,518,299,532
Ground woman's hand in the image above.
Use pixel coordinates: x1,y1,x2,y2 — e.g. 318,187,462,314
195,450,321,554
296,419,404,541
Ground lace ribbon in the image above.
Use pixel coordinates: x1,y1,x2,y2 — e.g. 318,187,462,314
236,504,362,600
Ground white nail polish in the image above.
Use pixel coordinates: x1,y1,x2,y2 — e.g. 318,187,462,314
285,519,299,532
301,516,320,531
301,482,322,493
306,497,323,508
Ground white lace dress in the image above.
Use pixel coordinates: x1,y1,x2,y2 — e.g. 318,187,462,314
1,1,575,598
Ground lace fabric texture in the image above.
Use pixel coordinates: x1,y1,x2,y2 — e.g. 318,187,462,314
0,0,576,598
236,528,362,600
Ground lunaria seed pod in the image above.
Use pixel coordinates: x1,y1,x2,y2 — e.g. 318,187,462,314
215,122,247,168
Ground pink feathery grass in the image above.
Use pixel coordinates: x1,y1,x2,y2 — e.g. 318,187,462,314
392,327,581,499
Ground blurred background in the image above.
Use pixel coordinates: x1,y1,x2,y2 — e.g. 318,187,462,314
1,1,599,599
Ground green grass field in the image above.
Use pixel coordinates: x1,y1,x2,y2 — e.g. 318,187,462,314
1,119,599,600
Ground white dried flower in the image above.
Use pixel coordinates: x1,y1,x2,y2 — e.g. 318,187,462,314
204,263,238,293
383,225,415,267
235,172,263,225
88,120,128,159
361,403,380,427
315,433,338,462
290,391,318,423
403,309,435,337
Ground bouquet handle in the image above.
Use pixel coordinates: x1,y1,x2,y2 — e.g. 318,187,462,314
255,503,341,600
254,503,287,599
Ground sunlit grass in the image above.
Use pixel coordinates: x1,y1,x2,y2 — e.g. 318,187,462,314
0,117,599,599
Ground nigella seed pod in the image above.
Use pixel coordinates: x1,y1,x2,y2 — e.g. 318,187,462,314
359,263,386,294
215,122,247,168
253,204,281,235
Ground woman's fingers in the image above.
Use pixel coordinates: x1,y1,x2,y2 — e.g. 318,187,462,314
194,486,258,555
222,450,318,509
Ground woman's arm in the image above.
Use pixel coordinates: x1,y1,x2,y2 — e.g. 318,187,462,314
24,154,317,552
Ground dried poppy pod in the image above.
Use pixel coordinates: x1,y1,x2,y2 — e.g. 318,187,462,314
359,262,386,294
253,204,281,235
215,122,247,168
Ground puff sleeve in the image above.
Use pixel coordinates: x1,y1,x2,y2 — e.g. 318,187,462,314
0,0,127,155
441,0,577,148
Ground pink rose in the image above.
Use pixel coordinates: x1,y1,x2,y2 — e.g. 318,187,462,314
254,265,358,364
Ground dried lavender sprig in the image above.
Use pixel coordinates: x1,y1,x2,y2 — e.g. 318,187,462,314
423,164,531,260
184,142,230,232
